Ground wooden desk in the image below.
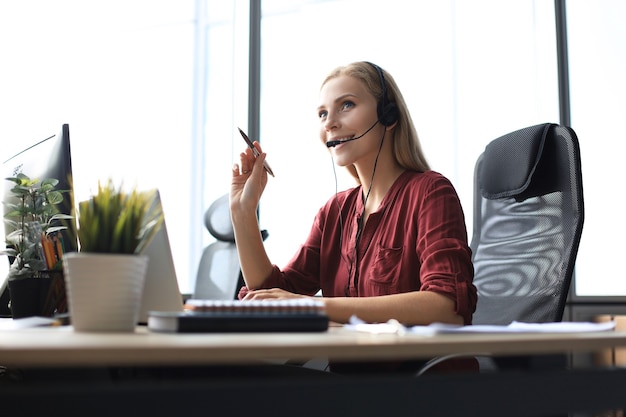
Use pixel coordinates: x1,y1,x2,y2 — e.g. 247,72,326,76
2,325,626,416
2,325,626,367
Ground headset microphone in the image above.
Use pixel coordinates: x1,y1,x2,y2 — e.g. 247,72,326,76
326,119,380,148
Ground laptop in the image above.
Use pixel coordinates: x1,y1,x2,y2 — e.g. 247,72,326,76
137,191,184,324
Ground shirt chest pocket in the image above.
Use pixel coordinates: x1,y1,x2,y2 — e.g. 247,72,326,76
365,245,404,294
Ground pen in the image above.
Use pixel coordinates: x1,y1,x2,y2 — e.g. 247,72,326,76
238,127,275,177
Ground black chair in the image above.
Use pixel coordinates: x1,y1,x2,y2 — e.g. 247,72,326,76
193,194,268,300
471,122,584,326
418,123,584,376
471,123,584,372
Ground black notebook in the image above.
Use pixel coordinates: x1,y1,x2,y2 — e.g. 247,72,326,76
148,299,329,333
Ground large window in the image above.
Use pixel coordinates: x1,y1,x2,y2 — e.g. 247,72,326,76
566,0,626,296
2,1,625,299
0,0,197,292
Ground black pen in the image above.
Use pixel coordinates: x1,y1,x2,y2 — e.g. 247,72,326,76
237,127,275,177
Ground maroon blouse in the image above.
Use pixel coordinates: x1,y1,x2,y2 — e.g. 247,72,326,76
255,170,476,325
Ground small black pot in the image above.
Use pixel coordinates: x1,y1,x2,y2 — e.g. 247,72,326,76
8,275,53,319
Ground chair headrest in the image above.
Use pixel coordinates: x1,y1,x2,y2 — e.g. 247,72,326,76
479,123,555,200
204,194,235,242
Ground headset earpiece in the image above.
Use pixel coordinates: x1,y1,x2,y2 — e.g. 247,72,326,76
379,102,398,126
367,62,399,127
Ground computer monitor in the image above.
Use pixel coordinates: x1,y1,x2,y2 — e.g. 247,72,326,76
1,124,77,313
2,123,77,252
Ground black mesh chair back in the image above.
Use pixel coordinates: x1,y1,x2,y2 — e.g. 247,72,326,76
470,123,584,325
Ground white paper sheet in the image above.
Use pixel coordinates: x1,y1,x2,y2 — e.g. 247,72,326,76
345,316,616,335
0,316,59,330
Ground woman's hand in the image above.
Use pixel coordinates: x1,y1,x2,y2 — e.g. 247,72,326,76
230,142,269,215
241,288,311,301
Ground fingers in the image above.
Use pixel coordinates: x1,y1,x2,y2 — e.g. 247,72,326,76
242,288,302,301
236,146,267,175
232,151,252,177
251,140,264,154
242,289,269,300
252,152,267,176
231,162,251,178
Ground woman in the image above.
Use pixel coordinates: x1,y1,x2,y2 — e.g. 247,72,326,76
230,62,476,371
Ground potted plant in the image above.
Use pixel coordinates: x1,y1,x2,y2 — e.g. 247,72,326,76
63,179,163,332
2,173,73,318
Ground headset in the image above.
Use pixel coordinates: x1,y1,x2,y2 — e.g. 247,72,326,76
366,61,399,127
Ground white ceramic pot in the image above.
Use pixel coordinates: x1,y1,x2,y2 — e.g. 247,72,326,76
63,252,149,332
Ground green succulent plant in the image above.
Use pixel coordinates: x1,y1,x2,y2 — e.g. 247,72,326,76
76,180,163,254
2,173,73,276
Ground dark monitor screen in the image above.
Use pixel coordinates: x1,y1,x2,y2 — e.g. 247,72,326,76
1,124,78,315
2,123,78,262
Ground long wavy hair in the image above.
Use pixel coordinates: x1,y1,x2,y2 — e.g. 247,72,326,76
321,61,430,182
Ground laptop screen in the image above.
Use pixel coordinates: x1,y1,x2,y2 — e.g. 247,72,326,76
137,190,184,323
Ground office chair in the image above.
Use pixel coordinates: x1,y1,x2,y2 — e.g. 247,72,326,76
193,194,268,300
471,122,584,327
417,123,584,375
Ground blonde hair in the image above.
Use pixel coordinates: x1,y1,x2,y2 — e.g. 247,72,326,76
321,61,430,180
